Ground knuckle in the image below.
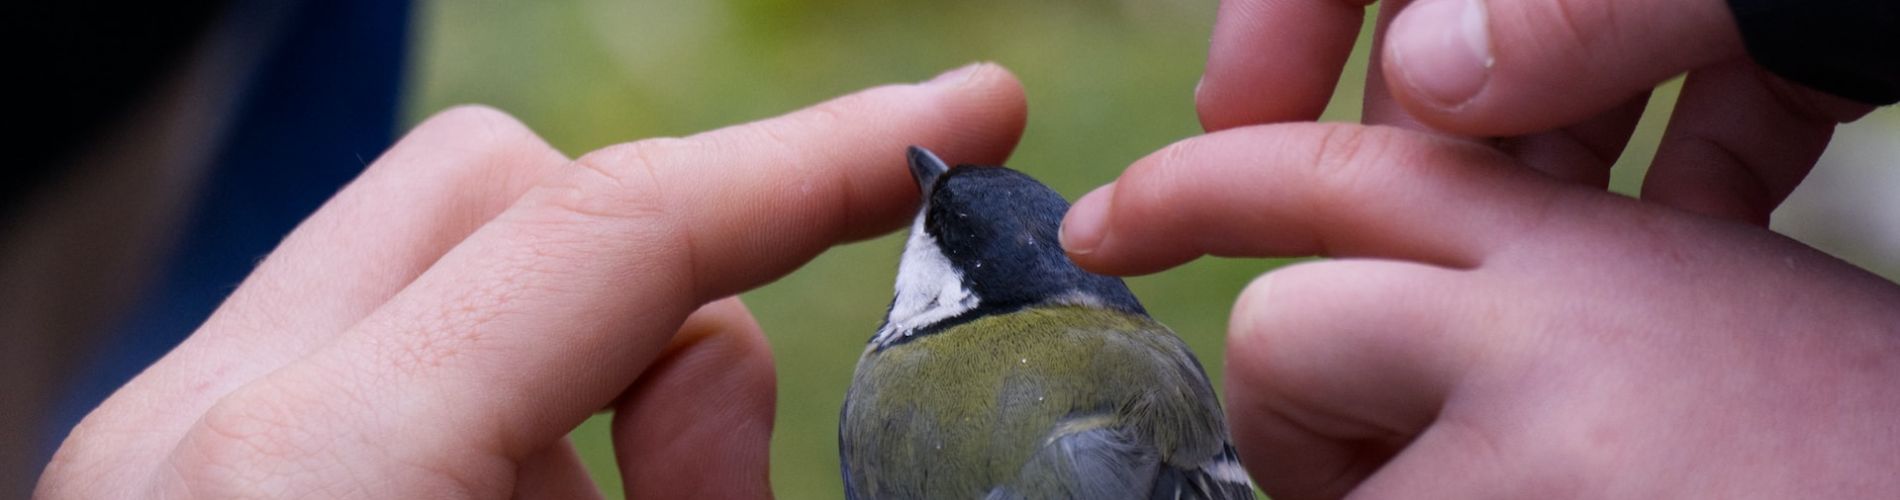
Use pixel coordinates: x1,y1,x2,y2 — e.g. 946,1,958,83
197,396,298,461
421,104,526,135
177,384,340,495
176,380,488,498
541,137,692,222
381,104,562,185
1120,138,1202,217
1303,124,1395,206
1308,124,1370,175
506,137,699,295
1521,0,1607,58
1149,137,1202,181
193,381,333,462
409,104,543,155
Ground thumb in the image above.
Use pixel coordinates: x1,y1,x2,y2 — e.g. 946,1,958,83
1381,0,1743,135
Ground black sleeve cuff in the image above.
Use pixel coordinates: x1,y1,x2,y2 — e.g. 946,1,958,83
1727,0,1900,105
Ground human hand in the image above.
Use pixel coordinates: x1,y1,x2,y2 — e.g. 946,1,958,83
37,63,1026,499
1196,0,1878,226
1060,122,1900,499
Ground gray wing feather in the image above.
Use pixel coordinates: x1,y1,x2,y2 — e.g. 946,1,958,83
987,423,1254,500
988,425,1158,500
1150,444,1255,500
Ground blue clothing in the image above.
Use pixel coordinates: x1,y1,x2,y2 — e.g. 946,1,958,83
43,0,411,463
1728,0,1899,104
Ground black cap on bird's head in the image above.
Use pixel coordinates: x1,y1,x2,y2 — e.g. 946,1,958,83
874,147,1145,346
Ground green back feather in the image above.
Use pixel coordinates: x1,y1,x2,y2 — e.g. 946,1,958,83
840,306,1229,499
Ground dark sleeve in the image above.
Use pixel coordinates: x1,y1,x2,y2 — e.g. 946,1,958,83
1726,0,1900,105
5,1,228,215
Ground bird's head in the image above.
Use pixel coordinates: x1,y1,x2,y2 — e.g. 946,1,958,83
871,146,1144,347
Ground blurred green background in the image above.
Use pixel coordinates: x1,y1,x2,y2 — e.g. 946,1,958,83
405,1,1899,498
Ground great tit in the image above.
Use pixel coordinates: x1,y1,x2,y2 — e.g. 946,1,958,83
839,146,1254,499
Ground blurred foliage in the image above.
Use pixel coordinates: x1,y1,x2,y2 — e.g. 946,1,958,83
406,0,1890,498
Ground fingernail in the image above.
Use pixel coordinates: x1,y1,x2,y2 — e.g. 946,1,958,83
1193,75,1206,101
1389,0,1493,108
924,62,985,87
1060,185,1114,256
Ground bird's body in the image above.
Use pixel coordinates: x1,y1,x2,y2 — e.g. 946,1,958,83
839,147,1252,500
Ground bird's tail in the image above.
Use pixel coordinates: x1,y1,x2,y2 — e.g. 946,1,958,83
1153,444,1255,500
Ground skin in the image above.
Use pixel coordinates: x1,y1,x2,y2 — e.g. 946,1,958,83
1061,1,1900,498
1063,123,1900,498
35,63,1028,499
1195,0,1874,224
34,2,1895,497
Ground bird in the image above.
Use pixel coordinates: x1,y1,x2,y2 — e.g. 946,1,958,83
838,146,1254,500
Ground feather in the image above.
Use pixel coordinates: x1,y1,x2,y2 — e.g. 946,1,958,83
841,151,1254,499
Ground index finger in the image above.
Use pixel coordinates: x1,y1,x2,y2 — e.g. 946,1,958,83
176,64,1027,495
1061,123,1558,276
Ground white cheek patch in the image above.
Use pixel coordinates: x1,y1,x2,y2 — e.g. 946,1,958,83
874,210,980,347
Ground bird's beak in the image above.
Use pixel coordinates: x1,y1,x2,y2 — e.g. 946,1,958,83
907,145,949,197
